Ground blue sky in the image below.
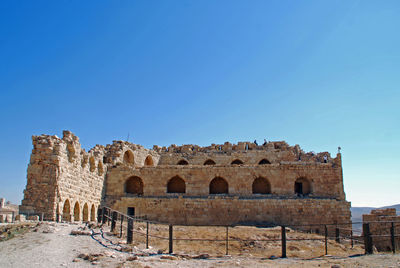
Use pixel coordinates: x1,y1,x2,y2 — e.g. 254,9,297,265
0,1,399,207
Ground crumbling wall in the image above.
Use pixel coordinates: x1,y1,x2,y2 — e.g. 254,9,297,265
363,208,400,252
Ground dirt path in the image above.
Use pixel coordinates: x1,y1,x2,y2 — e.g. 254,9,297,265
1,222,400,268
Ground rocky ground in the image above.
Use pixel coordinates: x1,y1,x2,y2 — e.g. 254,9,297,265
0,222,400,268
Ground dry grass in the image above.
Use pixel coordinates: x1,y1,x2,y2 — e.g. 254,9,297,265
0,223,37,242
116,221,364,258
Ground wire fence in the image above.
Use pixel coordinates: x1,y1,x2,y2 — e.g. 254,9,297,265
97,207,399,258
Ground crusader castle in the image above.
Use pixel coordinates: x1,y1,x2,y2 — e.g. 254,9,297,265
20,131,351,229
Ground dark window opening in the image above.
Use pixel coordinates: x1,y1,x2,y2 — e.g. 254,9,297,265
127,207,135,216
177,160,189,165
295,182,303,194
231,159,244,165
258,159,271,165
204,159,216,165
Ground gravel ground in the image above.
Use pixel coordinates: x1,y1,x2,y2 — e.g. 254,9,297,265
1,222,400,268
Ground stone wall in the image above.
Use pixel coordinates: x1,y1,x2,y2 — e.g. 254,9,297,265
363,208,400,252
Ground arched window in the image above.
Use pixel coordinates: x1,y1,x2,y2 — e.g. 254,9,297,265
294,177,311,195
167,176,186,193
231,159,244,165
145,155,154,166
125,176,144,195
90,204,96,221
82,203,89,221
177,159,189,165
209,177,229,194
252,177,271,194
258,159,271,165
89,157,96,172
73,202,80,222
204,159,216,165
98,161,104,176
123,150,134,165
62,199,71,222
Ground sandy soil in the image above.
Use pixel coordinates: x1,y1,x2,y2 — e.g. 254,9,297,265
0,222,400,268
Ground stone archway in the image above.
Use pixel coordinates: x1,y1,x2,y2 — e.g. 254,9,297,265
62,199,71,222
90,204,96,221
125,176,144,195
145,156,154,166
252,177,271,194
123,150,134,164
209,177,228,194
167,176,186,193
82,203,89,221
73,202,80,222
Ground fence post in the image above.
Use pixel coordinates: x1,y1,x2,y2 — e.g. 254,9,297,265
169,225,173,254
351,229,354,248
111,211,117,232
120,215,124,238
97,208,102,223
325,225,328,255
127,217,133,244
146,222,149,249
281,226,287,258
363,223,373,254
391,222,396,254
226,226,229,255
335,227,340,243
102,207,107,224
107,209,111,226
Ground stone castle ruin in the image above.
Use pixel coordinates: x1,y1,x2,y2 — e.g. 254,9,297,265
20,131,351,229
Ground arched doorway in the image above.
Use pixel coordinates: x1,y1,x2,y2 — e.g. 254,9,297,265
252,177,271,194
209,177,228,194
62,199,71,222
294,177,311,195
82,203,89,221
73,202,80,222
167,176,186,193
90,204,96,221
125,176,144,195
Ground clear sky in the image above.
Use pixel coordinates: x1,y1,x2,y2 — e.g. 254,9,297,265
0,1,399,207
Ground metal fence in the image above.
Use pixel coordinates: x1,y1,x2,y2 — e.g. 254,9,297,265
97,207,399,258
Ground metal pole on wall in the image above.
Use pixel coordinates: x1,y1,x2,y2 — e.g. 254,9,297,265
281,226,287,258
391,222,396,254
325,225,328,255
127,218,133,244
97,208,102,223
335,227,340,243
169,225,173,254
146,222,149,249
111,211,117,232
120,215,124,238
225,226,229,255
